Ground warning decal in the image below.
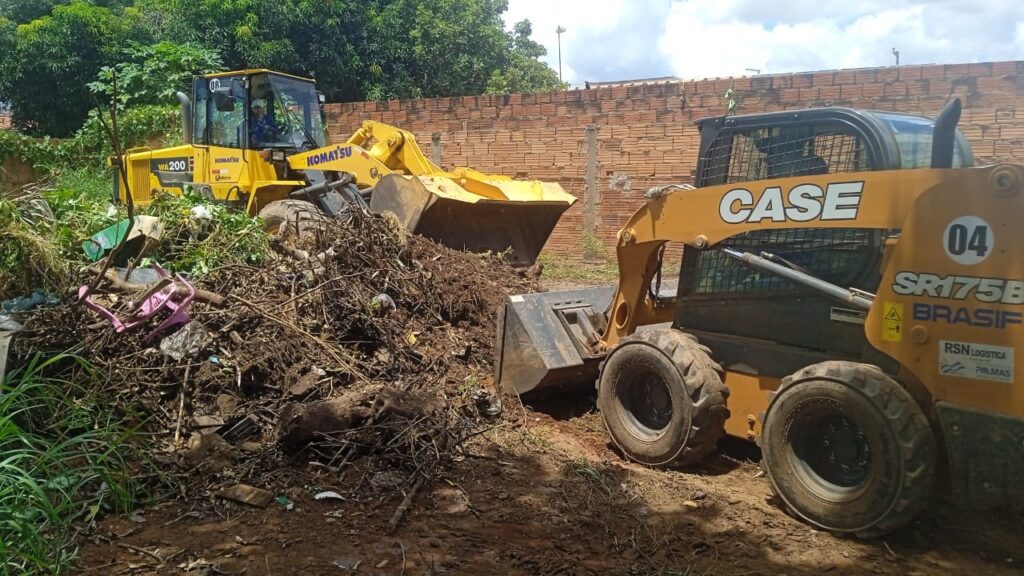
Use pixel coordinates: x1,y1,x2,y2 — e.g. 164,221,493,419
882,302,903,342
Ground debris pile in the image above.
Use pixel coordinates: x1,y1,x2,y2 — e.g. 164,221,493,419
9,209,537,528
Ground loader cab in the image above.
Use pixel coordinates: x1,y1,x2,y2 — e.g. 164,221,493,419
676,108,972,376
190,70,327,152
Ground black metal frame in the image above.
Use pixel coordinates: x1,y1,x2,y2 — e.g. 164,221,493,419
673,108,912,375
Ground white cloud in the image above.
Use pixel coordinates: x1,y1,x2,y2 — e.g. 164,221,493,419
505,0,1024,84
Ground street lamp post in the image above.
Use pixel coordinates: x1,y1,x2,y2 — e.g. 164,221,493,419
556,26,566,82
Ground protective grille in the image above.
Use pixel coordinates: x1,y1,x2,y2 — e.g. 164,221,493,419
691,228,878,296
132,158,153,203
699,125,870,187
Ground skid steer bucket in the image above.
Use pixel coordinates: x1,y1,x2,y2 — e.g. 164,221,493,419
370,174,575,267
495,286,615,396
496,280,680,396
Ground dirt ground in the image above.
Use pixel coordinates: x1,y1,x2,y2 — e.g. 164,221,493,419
75,393,1023,576
51,261,1022,576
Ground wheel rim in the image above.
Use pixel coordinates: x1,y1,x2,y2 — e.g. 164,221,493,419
788,407,873,500
619,370,673,439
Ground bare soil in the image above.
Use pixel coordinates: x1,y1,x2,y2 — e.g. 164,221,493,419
75,399,1023,575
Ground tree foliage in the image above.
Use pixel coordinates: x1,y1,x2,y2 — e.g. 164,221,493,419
486,20,566,94
2,1,148,136
0,0,562,137
88,42,224,107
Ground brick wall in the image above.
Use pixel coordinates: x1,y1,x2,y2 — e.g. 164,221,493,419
327,60,1024,260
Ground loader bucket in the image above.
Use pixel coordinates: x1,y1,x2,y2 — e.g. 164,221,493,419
495,286,616,396
369,174,575,267
496,280,680,397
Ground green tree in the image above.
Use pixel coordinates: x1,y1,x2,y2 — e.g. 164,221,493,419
486,19,565,94
88,41,223,107
0,0,563,136
0,0,64,24
0,18,16,103
5,1,149,136
137,0,367,100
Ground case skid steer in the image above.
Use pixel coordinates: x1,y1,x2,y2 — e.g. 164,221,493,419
496,99,1024,537
114,69,575,266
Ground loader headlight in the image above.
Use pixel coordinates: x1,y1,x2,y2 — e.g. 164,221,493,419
270,150,286,162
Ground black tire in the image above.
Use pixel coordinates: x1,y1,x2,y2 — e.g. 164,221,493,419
761,361,935,538
258,199,326,239
597,329,729,467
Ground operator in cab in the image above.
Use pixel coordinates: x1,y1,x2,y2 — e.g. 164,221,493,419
249,98,277,147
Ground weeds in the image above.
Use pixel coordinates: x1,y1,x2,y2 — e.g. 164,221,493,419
1,171,270,299
537,251,619,283
146,192,269,277
0,199,69,295
0,354,148,575
582,232,608,261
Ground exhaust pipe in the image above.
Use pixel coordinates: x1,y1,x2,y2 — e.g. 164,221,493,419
176,91,192,144
930,97,962,169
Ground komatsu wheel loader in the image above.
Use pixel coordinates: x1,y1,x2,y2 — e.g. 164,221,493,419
114,69,575,266
496,99,1024,537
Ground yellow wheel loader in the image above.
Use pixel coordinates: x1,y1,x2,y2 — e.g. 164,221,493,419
114,69,575,266
497,99,1024,537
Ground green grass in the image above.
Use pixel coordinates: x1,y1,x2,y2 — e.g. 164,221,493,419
43,167,122,256
537,252,620,282
0,354,148,575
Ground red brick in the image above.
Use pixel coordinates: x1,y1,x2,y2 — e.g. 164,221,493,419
792,73,814,88
968,62,994,77
812,71,835,86
920,65,946,81
834,70,856,85
779,88,801,103
840,84,863,99
945,63,971,79
898,66,923,81
774,76,793,89
992,61,1018,76
693,79,715,94
977,76,1017,93
884,82,907,98
854,69,877,84
731,78,753,91
927,79,952,96
904,81,927,96
862,83,885,98
878,68,899,83
818,85,841,100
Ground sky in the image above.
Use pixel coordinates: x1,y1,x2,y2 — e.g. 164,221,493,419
503,0,1024,86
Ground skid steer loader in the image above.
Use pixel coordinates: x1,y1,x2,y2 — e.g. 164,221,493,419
114,69,575,266
496,99,1024,537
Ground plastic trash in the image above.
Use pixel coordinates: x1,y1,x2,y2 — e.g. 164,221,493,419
160,322,210,361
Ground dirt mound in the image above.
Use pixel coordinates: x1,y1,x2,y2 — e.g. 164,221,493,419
10,210,537,529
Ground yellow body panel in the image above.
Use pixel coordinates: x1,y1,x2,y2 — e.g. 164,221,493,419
722,371,781,440
866,165,1024,417
119,143,303,215
601,164,1024,420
